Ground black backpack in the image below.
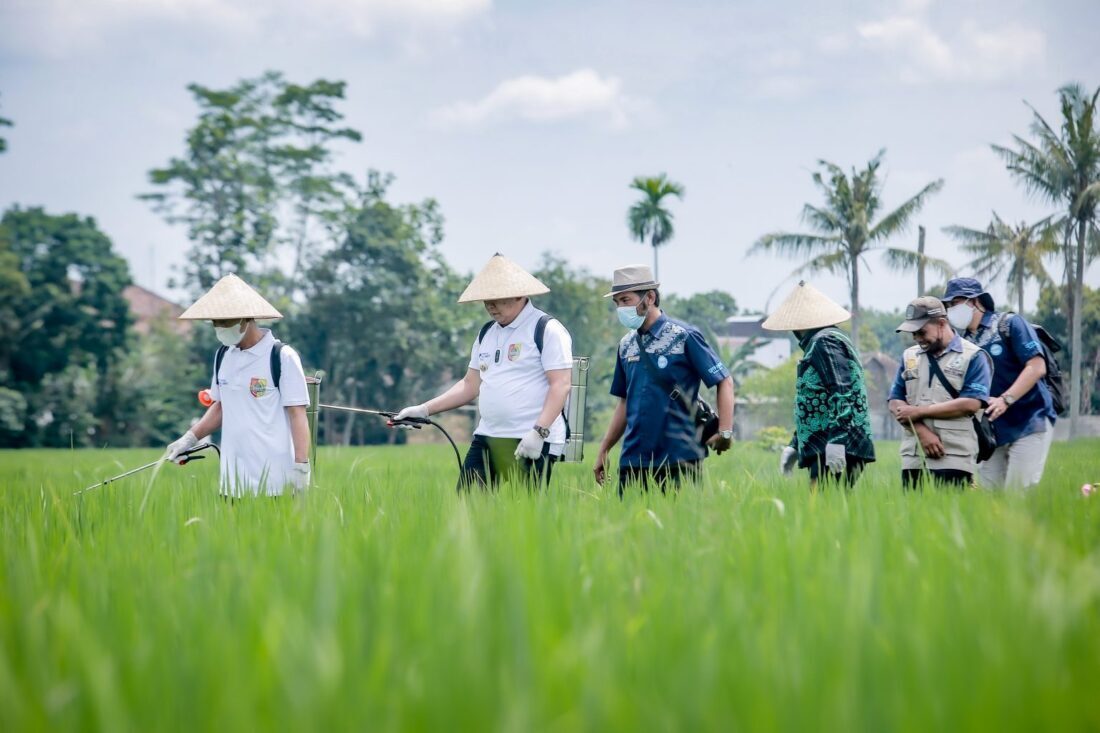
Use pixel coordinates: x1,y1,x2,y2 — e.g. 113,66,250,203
214,340,285,390
477,314,571,441
997,313,1067,416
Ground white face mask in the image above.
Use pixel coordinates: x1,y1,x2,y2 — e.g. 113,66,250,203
214,322,247,347
946,303,974,331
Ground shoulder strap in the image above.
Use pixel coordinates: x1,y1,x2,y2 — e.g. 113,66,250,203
533,314,553,353
214,345,228,382
634,332,695,415
925,353,960,399
997,311,1015,340
477,320,494,346
270,340,283,390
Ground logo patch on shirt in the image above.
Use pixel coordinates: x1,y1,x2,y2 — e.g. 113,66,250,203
249,377,268,398
657,355,669,369
508,343,522,361
990,343,1004,356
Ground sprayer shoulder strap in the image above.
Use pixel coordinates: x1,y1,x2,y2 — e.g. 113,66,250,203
477,314,554,353
214,340,284,390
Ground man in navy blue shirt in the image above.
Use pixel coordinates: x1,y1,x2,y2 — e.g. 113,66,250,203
942,278,1057,489
593,265,735,495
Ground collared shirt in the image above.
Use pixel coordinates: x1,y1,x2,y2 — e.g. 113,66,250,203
790,327,876,466
610,313,730,467
888,333,992,403
469,301,573,451
963,310,1056,444
209,329,309,497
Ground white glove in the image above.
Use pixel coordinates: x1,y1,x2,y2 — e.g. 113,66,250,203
779,446,797,476
395,404,430,421
824,443,847,475
514,429,545,460
166,430,198,463
289,461,311,493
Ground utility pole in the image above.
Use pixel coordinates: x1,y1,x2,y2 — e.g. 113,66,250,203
917,225,926,295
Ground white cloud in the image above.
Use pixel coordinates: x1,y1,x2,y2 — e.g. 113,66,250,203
0,0,490,57
432,69,639,130
855,8,1045,84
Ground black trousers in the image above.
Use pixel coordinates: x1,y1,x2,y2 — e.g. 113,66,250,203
807,455,868,488
618,460,701,497
902,468,973,490
458,434,556,491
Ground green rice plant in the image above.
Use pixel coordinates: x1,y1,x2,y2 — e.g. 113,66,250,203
1,440,1098,732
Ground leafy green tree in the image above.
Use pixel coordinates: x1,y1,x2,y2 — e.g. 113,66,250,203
0,207,132,446
944,213,1058,316
993,83,1100,429
1034,283,1100,413
141,71,361,296
663,290,738,346
293,172,471,445
627,173,684,281
750,150,947,354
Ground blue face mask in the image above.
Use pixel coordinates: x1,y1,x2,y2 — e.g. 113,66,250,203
617,305,646,330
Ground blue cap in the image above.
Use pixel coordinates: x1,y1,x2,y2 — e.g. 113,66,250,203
943,277,994,310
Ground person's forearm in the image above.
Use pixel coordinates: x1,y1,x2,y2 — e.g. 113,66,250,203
716,377,734,431
889,399,916,432
287,405,310,462
535,375,571,429
1003,357,1046,401
425,377,479,415
190,403,223,440
915,398,982,420
599,400,627,453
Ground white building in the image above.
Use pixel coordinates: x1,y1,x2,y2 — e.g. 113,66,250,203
718,315,791,367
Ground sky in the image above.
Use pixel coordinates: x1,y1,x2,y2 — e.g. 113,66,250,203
2,0,1099,314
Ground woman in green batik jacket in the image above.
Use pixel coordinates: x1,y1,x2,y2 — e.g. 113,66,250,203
762,281,876,488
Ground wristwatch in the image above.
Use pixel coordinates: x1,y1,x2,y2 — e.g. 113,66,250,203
533,425,550,439
719,429,734,440
1002,393,1016,406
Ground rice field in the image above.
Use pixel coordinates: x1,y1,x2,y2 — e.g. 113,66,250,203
1,440,1099,732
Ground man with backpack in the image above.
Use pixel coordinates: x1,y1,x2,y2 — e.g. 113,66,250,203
942,278,1059,489
395,254,573,490
166,274,312,497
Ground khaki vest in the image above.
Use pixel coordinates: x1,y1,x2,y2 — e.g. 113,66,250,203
898,339,985,471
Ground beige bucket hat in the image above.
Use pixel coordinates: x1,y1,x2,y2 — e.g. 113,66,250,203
457,254,550,303
178,273,282,321
603,264,660,297
761,281,851,331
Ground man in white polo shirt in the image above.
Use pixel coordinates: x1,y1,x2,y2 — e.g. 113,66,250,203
165,274,312,497
396,254,573,489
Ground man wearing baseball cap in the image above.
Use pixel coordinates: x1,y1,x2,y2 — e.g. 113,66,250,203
167,274,312,497
887,295,993,489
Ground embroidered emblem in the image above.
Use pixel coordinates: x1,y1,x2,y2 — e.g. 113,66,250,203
508,343,522,361
249,377,268,398
905,356,919,372
948,355,964,370
990,343,1003,356
657,355,669,369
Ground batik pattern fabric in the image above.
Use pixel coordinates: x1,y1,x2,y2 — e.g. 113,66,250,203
791,328,876,467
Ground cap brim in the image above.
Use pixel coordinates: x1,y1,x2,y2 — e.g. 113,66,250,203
896,319,929,333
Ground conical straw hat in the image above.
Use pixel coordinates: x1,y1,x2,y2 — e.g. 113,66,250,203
761,280,851,331
178,273,283,320
457,253,550,303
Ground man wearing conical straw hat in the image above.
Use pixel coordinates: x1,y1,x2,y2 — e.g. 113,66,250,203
166,274,312,497
762,281,875,488
395,254,574,490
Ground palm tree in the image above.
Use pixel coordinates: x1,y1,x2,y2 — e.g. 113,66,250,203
943,213,1058,316
627,174,684,281
993,83,1100,435
750,150,948,354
